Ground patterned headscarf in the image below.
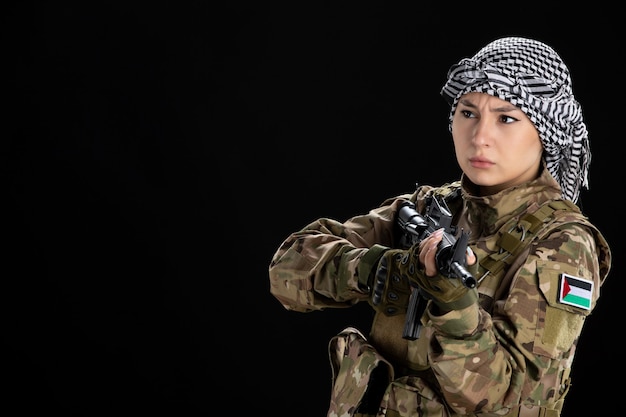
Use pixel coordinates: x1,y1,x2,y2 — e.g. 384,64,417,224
440,37,589,203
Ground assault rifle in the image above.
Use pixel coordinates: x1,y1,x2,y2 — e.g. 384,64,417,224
395,195,477,340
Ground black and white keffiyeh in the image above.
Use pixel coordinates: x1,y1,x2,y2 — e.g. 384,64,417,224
440,37,589,203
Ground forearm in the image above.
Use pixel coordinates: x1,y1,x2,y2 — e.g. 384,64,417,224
269,233,370,311
269,210,398,312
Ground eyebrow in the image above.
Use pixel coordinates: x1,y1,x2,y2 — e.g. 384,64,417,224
459,98,520,113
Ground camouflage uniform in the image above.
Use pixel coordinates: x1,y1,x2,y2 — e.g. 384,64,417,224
269,166,611,417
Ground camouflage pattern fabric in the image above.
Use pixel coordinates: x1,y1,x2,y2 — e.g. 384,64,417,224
327,327,394,416
268,165,611,416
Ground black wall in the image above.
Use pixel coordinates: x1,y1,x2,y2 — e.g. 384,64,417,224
5,3,621,415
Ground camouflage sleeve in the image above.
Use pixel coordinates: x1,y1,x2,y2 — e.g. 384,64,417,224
424,222,610,414
268,194,414,313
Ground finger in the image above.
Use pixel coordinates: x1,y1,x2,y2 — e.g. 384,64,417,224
466,246,477,266
431,228,445,240
419,229,443,262
420,229,444,250
423,240,439,276
418,237,433,262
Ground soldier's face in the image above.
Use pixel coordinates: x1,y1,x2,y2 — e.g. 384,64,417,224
451,92,543,196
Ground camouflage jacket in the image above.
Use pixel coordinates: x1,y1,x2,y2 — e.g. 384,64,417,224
269,167,611,416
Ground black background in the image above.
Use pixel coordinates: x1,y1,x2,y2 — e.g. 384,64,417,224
5,3,621,415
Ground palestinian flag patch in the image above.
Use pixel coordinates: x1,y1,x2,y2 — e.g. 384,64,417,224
559,273,593,311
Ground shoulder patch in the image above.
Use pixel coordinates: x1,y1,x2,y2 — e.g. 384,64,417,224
559,273,593,310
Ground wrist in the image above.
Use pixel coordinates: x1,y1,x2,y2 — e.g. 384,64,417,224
358,244,391,291
432,287,478,311
428,300,480,336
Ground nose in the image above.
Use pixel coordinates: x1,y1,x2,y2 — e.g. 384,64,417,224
471,118,492,147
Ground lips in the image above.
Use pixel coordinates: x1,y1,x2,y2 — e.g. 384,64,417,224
469,157,494,168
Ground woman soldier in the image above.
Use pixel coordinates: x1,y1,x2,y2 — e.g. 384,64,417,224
269,37,611,417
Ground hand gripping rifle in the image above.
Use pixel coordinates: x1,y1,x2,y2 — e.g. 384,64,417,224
394,195,477,340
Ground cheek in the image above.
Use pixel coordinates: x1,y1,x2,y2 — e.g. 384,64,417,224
452,138,467,164
451,123,463,147
524,137,543,160
451,129,466,151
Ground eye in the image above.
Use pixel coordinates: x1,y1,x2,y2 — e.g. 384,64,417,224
460,110,476,119
499,114,518,124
